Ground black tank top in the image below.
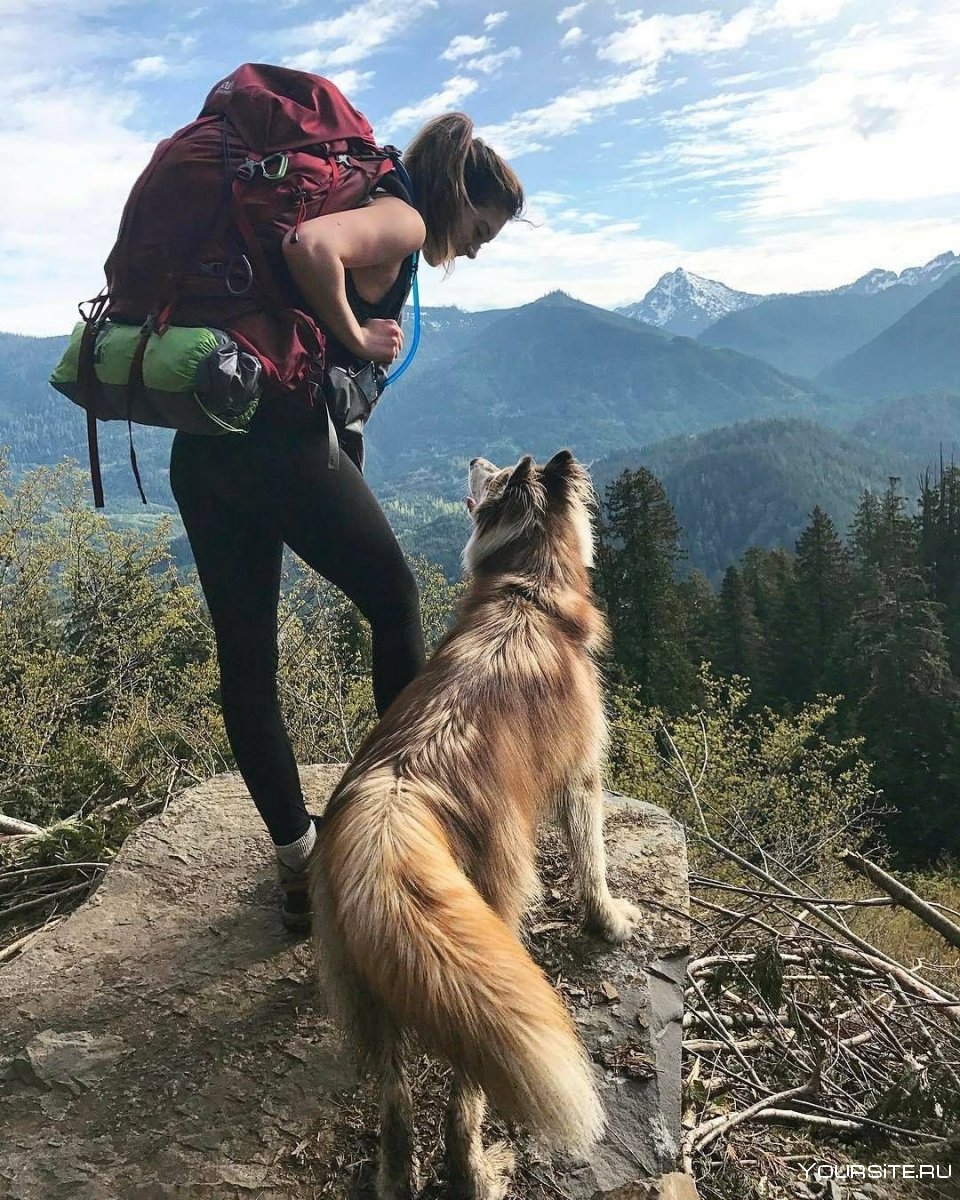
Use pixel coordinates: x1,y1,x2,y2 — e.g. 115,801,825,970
344,255,416,325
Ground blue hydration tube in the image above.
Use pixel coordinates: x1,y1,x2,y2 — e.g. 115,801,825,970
382,252,420,389
381,151,421,390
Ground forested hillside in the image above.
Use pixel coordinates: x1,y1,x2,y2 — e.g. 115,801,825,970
591,418,911,580
697,285,938,379
372,291,833,495
594,463,960,863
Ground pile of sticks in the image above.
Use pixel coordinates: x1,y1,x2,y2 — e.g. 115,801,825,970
659,726,960,1198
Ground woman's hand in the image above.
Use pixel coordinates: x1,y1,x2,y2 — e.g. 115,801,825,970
354,318,404,365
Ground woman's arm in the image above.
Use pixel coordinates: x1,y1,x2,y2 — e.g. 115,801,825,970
282,195,426,363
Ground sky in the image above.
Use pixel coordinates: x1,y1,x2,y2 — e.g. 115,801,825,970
2,0,959,334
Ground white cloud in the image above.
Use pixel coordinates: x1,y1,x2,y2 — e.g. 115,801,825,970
681,217,960,296
478,66,659,157
600,0,854,66
0,77,155,334
600,9,756,66
416,202,678,312
465,46,521,74
416,207,959,314
281,0,438,70
383,77,480,137
557,2,586,23
442,34,492,61
651,11,960,223
767,0,850,28
326,68,375,96
484,10,508,28
561,25,584,46
127,55,169,80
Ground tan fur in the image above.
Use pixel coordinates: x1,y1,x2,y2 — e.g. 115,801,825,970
310,450,641,1197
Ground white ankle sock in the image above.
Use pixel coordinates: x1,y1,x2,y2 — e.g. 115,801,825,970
275,820,317,871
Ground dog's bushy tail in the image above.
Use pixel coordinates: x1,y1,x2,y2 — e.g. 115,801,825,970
313,771,604,1156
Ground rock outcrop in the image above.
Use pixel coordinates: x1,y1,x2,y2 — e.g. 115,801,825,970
0,766,690,1199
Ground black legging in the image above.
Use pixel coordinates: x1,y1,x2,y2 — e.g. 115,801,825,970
170,402,425,846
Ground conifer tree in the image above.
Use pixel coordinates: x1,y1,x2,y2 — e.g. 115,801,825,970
594,468,695,711
715,565,766,686
919,461,960,675
677,569,717,685
740,546,794,704
848,480,960,860
780,507,853,709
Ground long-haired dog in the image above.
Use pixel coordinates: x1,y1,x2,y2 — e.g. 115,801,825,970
310,450,641,1199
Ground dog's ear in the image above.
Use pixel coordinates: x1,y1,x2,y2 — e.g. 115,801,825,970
541,449,579,498
505,455,535,492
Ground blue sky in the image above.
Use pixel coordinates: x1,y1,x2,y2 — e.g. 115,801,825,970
2,0,958,333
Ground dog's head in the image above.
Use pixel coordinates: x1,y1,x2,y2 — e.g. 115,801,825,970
463,450,596,576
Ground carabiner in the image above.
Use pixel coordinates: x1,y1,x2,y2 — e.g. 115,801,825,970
260,153,289,180
225,254,254,296
236,153,289,181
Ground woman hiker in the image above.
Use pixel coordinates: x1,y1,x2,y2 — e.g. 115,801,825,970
169,112,524,933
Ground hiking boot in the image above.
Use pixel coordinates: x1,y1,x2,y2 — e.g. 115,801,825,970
276,816,320,936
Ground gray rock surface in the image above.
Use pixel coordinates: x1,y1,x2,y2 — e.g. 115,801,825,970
0,767,690,1199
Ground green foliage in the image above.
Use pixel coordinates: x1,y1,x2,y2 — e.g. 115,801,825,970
0,454,462,830
778,506,853,707
592,466,960,864
606,670,876,881
0,456,222,824
593,418,909,583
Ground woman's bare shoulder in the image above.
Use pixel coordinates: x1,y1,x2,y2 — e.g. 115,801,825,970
284,192,425,267
365,192,426,238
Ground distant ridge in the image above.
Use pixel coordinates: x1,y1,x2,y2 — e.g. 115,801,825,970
617,252,959,363
821,272,960,399
836,250,959,296
696,252,960,379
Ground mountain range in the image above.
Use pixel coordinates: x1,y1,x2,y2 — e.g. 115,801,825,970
1,246,958,579
370,290,830,495
617,251,959,344
821,272,960,399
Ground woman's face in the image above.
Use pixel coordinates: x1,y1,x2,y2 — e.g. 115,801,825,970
450,202,510,261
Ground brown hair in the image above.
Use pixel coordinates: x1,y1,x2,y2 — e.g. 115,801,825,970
403,112,524,268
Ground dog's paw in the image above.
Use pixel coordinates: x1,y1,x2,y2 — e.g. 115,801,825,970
376,1161,420,1200
449,1142,515,1200
586,896,642,943
481,1142,516,1200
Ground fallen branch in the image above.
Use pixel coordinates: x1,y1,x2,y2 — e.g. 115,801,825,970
842,850,960,950
0,814,43,837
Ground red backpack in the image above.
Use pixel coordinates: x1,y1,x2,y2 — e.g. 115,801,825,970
71,63,408,504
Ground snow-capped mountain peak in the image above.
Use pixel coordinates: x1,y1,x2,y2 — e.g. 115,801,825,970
839,251,959,295
616,267,766,336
